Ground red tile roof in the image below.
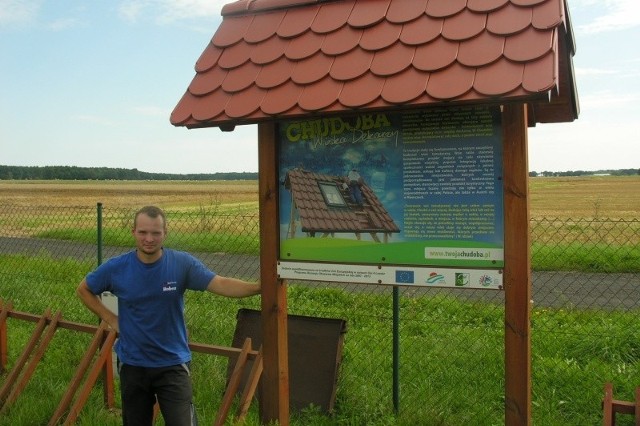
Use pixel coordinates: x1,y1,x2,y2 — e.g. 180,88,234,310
171,0,578,130
284,168,400,237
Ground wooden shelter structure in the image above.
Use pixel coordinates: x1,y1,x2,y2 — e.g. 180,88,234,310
171,0,579,424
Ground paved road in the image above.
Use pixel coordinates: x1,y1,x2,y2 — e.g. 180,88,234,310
1,237,638,310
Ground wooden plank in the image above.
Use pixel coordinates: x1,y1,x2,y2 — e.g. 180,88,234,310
214,338,252,426
1,311,62,413
63,328,117,425
603,382,614,426
635,387,639,426
502,103,532,425
258,121,290,425
102,347,115,408
0,301,11,373
0,308,50,405
236,346,263,421
49,321,108,426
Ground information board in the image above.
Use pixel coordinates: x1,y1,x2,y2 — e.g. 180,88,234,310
277,106,504,288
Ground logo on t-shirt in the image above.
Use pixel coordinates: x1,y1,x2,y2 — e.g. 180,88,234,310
163,281,178,292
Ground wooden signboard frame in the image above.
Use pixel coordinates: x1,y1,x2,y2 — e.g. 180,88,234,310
256,103,532,425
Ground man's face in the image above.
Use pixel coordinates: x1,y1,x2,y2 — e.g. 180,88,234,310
132,213,166,256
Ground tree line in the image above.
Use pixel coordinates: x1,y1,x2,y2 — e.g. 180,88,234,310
0,165,258,181
529,169,639,177
0,165,637,181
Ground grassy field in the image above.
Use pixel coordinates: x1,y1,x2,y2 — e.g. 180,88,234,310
1,176,639,425
1,175,639,219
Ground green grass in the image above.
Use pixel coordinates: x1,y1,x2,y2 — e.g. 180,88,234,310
1,255,639,425
532,242,640,272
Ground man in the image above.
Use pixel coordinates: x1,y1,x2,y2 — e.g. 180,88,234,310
346,168,364,205
76,205,260,425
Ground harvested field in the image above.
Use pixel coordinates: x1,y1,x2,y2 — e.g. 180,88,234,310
0,175,638,219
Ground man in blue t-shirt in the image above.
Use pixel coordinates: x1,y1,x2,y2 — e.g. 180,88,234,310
76,205,260,425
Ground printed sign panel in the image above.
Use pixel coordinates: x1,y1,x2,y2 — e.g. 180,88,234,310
278,105,504,281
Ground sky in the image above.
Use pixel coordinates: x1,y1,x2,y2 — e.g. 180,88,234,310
1,0,639,175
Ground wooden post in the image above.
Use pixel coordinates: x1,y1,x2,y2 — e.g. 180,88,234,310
502,103,532,425
258,122,290,425
0,301,10,373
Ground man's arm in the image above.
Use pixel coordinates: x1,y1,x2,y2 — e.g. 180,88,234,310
206,275,261,298
76,279,119,332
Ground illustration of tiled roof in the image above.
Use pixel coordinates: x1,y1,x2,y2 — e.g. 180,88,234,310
284,168,400,238
171,0,578,130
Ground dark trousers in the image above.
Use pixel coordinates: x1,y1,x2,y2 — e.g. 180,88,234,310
119,362,197,426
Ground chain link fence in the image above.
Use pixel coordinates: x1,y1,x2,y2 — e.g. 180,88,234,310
1,205,638,425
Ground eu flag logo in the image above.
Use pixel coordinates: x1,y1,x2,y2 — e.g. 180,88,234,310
395,270,415,284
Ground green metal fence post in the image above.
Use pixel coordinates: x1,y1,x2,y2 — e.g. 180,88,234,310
393,285,400,414
97,203,103,265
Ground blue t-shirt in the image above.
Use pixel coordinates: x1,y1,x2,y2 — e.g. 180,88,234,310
85,248,215,368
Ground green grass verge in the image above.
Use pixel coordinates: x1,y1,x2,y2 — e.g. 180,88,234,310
1,255,639,425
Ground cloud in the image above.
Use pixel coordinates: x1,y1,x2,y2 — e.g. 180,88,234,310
576,67,617,77
118,0,227,24
47,17,81,31
71,114,117,126
577,0,640,34
579,91,640,109
131,106,168,117
0,0,40,26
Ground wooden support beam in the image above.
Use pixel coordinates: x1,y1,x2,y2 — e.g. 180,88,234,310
214,338,253,426
237,346,263,421
258,122,290,425
502,103,532,425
